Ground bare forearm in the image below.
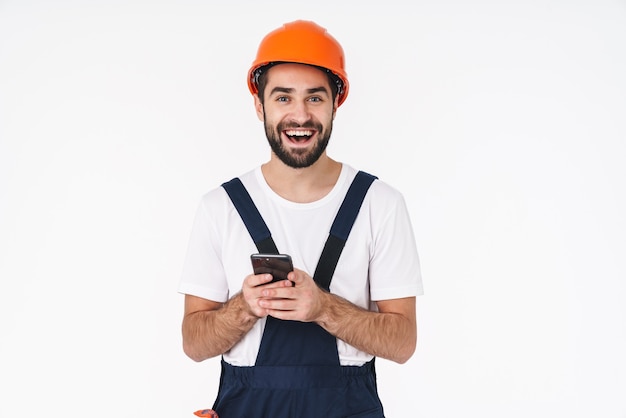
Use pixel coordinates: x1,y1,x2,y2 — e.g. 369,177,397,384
182,293,258,362
316,293,417,364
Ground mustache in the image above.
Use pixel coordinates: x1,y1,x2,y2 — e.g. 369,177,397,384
277,121,321,130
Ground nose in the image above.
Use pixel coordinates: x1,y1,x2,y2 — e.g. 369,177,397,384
289,99,312,124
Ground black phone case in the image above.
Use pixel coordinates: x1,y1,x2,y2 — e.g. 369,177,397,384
251,254,293,282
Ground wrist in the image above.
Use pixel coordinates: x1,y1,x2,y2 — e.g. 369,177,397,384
229,292,261,324
314,289,334,329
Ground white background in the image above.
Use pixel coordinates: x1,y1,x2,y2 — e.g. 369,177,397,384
1,1,625,417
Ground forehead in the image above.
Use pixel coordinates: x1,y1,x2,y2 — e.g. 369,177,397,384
264,63,331,90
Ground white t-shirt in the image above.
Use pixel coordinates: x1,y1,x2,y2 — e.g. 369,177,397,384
178,164,423,366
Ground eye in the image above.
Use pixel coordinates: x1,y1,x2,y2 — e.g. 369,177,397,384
308,96,322,103
276,96,290,102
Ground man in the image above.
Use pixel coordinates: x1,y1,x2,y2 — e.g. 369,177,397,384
179,20,423,417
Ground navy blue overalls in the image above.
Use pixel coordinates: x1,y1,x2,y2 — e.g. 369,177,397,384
213,171,385,417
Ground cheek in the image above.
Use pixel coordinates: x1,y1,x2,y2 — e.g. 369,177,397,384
322,109,336,125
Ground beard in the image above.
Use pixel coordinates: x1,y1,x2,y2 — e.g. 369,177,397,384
264,119,332,168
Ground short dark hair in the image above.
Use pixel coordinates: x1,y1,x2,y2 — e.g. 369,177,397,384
255,62,341,105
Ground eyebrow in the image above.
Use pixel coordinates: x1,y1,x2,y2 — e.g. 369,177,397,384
269,86,330,96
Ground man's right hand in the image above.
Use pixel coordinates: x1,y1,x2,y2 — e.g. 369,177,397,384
242,272,294,318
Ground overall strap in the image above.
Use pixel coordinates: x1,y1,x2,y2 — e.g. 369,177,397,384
314,171,377,290
222,177,279,254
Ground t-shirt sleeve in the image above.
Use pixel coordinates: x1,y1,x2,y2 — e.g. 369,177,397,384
177,195,230,302
368,187,424,301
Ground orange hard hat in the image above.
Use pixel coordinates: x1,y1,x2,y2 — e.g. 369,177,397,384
247,20,349,106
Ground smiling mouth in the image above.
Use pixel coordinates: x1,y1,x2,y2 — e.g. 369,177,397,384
284,129,314,143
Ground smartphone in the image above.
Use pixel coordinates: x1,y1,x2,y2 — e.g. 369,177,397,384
250,253,293,282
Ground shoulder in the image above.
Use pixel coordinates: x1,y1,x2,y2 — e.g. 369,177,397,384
358,171,407,206
198,168,260,211
343,165,403,197
368,180,410,226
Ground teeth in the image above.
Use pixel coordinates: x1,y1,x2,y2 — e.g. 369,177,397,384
285,130,313,137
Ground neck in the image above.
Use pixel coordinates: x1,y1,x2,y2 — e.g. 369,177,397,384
261,155,342,203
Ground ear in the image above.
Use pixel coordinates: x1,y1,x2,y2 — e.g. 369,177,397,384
254,95,264,121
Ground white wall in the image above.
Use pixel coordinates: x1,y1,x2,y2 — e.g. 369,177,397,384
1,1,625,417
